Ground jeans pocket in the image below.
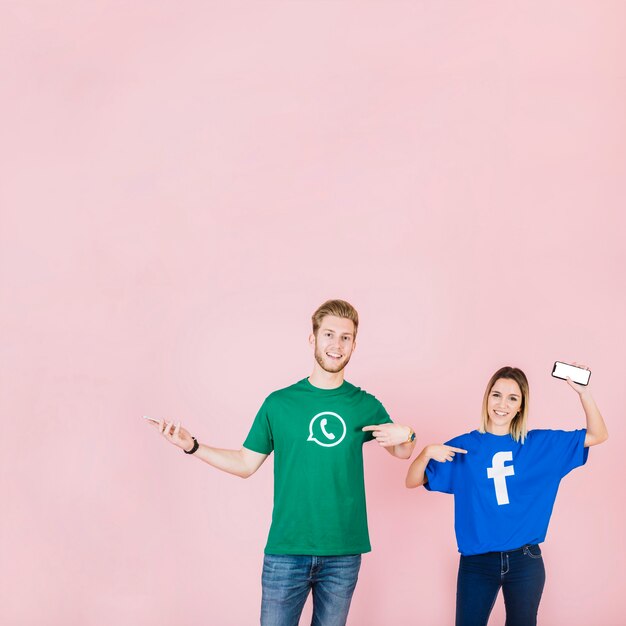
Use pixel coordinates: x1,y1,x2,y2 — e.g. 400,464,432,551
524,544,542,559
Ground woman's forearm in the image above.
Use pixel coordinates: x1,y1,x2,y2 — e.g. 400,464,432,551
406,446,430,488
581,391,608,447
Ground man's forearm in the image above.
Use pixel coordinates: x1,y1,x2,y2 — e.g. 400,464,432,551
391,438,416,459
191,445,258,478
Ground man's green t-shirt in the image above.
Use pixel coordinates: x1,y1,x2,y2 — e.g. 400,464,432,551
243,378,392,556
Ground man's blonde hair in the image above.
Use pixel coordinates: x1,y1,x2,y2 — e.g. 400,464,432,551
479,366,530,443
311,300,359,337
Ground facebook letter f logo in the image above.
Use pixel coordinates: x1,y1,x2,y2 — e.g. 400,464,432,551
487,451,515,505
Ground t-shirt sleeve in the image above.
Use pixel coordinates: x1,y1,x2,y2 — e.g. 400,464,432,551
424,437,461,494
242,399,274,455
363,399,393,441
546,428,589,478
375,401,392,424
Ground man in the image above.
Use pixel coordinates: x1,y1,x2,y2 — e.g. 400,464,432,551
149,299,415,625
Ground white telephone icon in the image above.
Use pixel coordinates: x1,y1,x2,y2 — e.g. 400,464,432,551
320,418,336,440
307,412,346,447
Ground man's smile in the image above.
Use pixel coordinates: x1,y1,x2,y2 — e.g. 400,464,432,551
326,351,343,359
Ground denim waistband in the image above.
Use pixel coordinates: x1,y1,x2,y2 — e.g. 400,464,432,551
463,544,540,557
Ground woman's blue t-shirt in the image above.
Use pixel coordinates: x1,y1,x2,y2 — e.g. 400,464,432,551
424,429,588,556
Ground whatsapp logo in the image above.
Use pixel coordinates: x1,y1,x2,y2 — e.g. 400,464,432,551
307,412,347,447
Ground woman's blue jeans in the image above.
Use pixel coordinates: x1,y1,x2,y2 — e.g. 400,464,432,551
260,554,362,626
456,544,546,626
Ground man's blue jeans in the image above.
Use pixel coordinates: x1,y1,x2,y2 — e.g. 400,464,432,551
261,554,362,626
456,544,546,626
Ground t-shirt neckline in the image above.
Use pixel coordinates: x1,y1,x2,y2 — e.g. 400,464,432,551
474,429,516,440
302,377,351,395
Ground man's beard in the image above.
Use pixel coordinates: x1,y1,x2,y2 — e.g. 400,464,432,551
314,346,352,373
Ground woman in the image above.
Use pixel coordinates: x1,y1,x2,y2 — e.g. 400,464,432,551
406,364,608,626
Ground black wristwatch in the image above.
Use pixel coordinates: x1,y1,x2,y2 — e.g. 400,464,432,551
184,437,199,455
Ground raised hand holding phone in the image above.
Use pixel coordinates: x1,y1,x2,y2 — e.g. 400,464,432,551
552,362,592,395
552,361,591,387
144,415,195,452
550,361,607,447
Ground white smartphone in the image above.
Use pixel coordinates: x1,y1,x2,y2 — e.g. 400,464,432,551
551,362,591,386
143,415,161,424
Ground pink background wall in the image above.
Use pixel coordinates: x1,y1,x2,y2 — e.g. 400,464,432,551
1,2,624,625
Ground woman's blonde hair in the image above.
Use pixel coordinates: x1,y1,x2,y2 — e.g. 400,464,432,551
479,366,530,443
